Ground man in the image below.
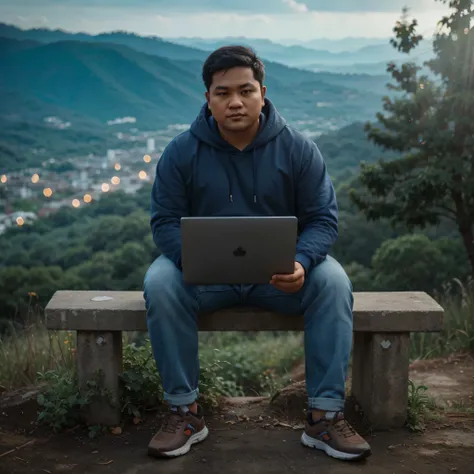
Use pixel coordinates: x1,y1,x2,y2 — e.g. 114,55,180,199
143,45,371,461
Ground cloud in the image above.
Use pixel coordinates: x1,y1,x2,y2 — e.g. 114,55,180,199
282,0,309,13
15,14,48,25
1,0,436,14
0,0,448,40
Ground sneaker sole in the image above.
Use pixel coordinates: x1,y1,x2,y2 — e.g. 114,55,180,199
150,426,209,458
301,432,371,461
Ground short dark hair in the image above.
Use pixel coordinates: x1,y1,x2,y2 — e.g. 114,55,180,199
202,45,265,91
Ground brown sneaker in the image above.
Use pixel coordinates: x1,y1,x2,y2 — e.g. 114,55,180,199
301,411,371,461
148,405,208,458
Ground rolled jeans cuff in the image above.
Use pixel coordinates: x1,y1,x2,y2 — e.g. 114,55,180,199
164,388,199,407
307,397,344,412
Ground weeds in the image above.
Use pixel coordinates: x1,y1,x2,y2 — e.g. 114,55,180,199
120,341,163,419
406,380,438,431
1,280,473,434
36,370,93,432
4,325,303,432
410,277,474,360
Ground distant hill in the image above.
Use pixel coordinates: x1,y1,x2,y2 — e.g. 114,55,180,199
0,26,396,170
0,37,206,125
170,37,337,67
279,37,391,52
0,23,207,62
0,35,385,128
1,22,432,74
0,23,392,103
168,36,432,71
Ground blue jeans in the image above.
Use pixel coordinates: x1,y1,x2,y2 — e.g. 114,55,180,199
143,254,353,412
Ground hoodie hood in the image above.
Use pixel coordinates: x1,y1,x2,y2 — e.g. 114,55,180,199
189,98,287,203
189,97,287,152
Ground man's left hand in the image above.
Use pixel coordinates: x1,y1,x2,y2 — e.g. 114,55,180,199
270,261,305,293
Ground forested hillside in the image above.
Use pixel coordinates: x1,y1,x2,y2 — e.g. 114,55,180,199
1,148,469,326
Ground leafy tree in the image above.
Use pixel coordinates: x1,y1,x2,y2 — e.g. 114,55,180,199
0,265,86,323
112,242,148,279
67,252,116,290
344,262,374,291
61,245,94,269
371,234,446,292
119,210,150,243
85,215,126,252
350,1,474,273
370,234,469,292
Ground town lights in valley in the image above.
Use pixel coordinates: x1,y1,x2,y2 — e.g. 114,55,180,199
138,170,147,180
114,163,121,171
31,174,40,183
72,199,80,208
84,194,92,203
143,154,151,163
111,176,120,185
101,183,110,192
43,188,53,197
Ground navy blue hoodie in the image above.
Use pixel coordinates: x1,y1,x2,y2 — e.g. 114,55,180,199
150,98,338,274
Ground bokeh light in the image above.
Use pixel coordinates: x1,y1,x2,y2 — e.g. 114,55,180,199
1,175,6,184
101,183,110,192
111,176,120,185
138,170,147,180
72,199,81,208
114,163,121,171
16,216,24,226
84,194,92,203
143,154,151,163
31,174,40,183
43,187,53,197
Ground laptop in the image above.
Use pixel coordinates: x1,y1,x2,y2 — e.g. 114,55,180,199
181,216,298,285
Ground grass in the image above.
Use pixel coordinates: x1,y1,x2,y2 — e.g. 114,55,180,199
0,317,76,391
0,278,473,433
0,311,304,432
410,277,474,360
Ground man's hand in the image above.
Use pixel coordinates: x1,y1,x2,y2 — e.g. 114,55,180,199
270,261,305,293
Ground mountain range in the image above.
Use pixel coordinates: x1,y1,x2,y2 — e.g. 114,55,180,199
0,22,433,74
0,22,403,170
168,36,432,73
0,23,393,127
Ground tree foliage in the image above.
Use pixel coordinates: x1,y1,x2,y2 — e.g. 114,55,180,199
350,0,474,272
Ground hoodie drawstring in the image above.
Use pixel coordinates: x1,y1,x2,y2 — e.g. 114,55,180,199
252,149,258,203
227,153,233,203
226,151,258,204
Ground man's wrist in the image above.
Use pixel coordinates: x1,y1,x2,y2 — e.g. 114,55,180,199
295,253,311,275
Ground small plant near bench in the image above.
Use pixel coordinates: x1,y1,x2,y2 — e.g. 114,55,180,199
35,333,298,436
406,380,438,432
37,369,108,437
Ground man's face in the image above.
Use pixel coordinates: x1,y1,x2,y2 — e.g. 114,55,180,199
205,67,266,133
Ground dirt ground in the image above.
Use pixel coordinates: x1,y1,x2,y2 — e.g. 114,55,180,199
1,353,473,474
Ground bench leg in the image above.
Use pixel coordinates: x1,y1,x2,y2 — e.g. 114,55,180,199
76,330,123,426
351,332,410,430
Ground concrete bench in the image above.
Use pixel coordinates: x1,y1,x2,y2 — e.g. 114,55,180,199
45,290,443,430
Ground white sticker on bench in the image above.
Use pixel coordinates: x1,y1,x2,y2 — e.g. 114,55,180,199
91,296,114,301
380,340,392,349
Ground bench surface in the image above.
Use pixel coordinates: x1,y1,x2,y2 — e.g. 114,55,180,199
45,290,443,333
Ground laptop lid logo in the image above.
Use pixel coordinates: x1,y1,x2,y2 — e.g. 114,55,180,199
233,246,246,257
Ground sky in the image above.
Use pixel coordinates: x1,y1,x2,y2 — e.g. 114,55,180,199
0,0,449,41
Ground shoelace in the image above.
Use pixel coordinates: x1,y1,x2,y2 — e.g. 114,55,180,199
333,418,357,438
162,412,185,433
